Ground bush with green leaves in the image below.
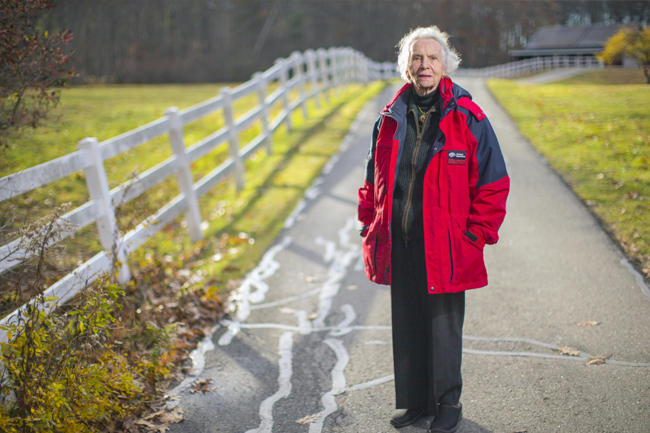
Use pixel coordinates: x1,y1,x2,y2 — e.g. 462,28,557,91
0,204,170,432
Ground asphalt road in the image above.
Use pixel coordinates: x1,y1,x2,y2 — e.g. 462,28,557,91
169,78,650,433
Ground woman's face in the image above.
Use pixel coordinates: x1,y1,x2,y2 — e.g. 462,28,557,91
408,38,445,95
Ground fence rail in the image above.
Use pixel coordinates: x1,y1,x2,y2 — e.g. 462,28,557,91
0,47,396,341
454,55,602,79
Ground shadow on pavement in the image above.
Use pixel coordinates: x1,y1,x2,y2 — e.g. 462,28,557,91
395,417,495,433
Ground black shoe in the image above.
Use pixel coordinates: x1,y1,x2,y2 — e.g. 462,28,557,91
429,403,462,433
390,407,426,428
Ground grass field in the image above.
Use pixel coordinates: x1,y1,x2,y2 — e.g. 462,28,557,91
487,68,650,277
0,80,387,314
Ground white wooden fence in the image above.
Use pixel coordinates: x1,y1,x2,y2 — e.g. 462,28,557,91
0,52,600,340
454,55,602,78
0,47,397,341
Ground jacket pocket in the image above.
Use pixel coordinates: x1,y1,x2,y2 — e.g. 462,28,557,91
362,214,379,277
450,219,486,285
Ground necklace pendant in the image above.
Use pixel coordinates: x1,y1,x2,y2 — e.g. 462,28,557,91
420,114,426,123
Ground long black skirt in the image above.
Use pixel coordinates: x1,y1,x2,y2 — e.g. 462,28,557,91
390,230,465,416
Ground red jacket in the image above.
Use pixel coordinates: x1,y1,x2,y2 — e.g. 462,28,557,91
357,78,510,293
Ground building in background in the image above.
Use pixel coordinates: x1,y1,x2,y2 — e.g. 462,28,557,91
509,23,636,66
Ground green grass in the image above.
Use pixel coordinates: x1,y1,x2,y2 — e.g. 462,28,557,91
487,72,650,277
0,80,387,313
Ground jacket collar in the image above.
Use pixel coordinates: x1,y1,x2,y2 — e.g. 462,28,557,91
381,76,463,120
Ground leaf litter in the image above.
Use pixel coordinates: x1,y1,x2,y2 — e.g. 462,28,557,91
190,378,216,394
575,321,600,326
554,346,581,356
296,413,322,424
134,407,184,432
585,355,612,366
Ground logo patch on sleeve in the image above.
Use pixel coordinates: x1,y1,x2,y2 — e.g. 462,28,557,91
448,150,466,165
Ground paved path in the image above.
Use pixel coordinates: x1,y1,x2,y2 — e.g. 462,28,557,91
169,78,650,433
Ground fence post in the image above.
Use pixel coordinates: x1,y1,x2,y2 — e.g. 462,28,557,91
275,58,293,131
253,72,272,154
77,137,130,284
329,47,340,97
305,49,320,109
220,87,246,192
343,48,349,83
165,108,204,242
341,48,349,85
318,49,331,104
292,51,308,119
362,53,370,84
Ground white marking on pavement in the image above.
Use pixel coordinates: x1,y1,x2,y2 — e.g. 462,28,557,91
336,374,395,395
305,177,324,200
309,338,349,433
239,323,300,332
246,331,295,433
236,220,361,432
463,348,590,362
322,154,340,174
365,340,391,345
463,335,565,351
329,304,356,337
249,287,322,310
188,333,216,376
343,325,392,331
284,201,306,229
219,237,292,346
312,218,360,329
164,323,222,409
462,349,650,366
620,258,650,299
462,336,650,367
295,310,313,335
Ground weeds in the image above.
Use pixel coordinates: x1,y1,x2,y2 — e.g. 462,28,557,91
0,204,145,432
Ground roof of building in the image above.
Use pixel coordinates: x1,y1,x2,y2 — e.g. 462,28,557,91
510,23,623,57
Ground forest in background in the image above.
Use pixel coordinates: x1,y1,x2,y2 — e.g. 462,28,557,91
39,0,650,83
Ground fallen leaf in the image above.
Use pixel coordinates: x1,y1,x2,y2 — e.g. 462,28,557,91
158,407,185,423
296,413,322,424
575,321,599,326
135,419,166,432
305,276,318,282
190,378,215,394
307,312,319,320
510,430,528,433
143,410,164,421
280,307,296,314
346,285,358,290
121,417,139,433
585,355,611,366
554,346,581,356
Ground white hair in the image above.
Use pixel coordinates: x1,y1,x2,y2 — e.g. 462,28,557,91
396,26,461,82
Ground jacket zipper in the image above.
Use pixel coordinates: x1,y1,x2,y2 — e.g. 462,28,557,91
372,228,379,275
448,229,454,282
402,110,428,246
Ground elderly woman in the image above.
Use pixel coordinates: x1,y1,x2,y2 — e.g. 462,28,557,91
358,26,509,432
